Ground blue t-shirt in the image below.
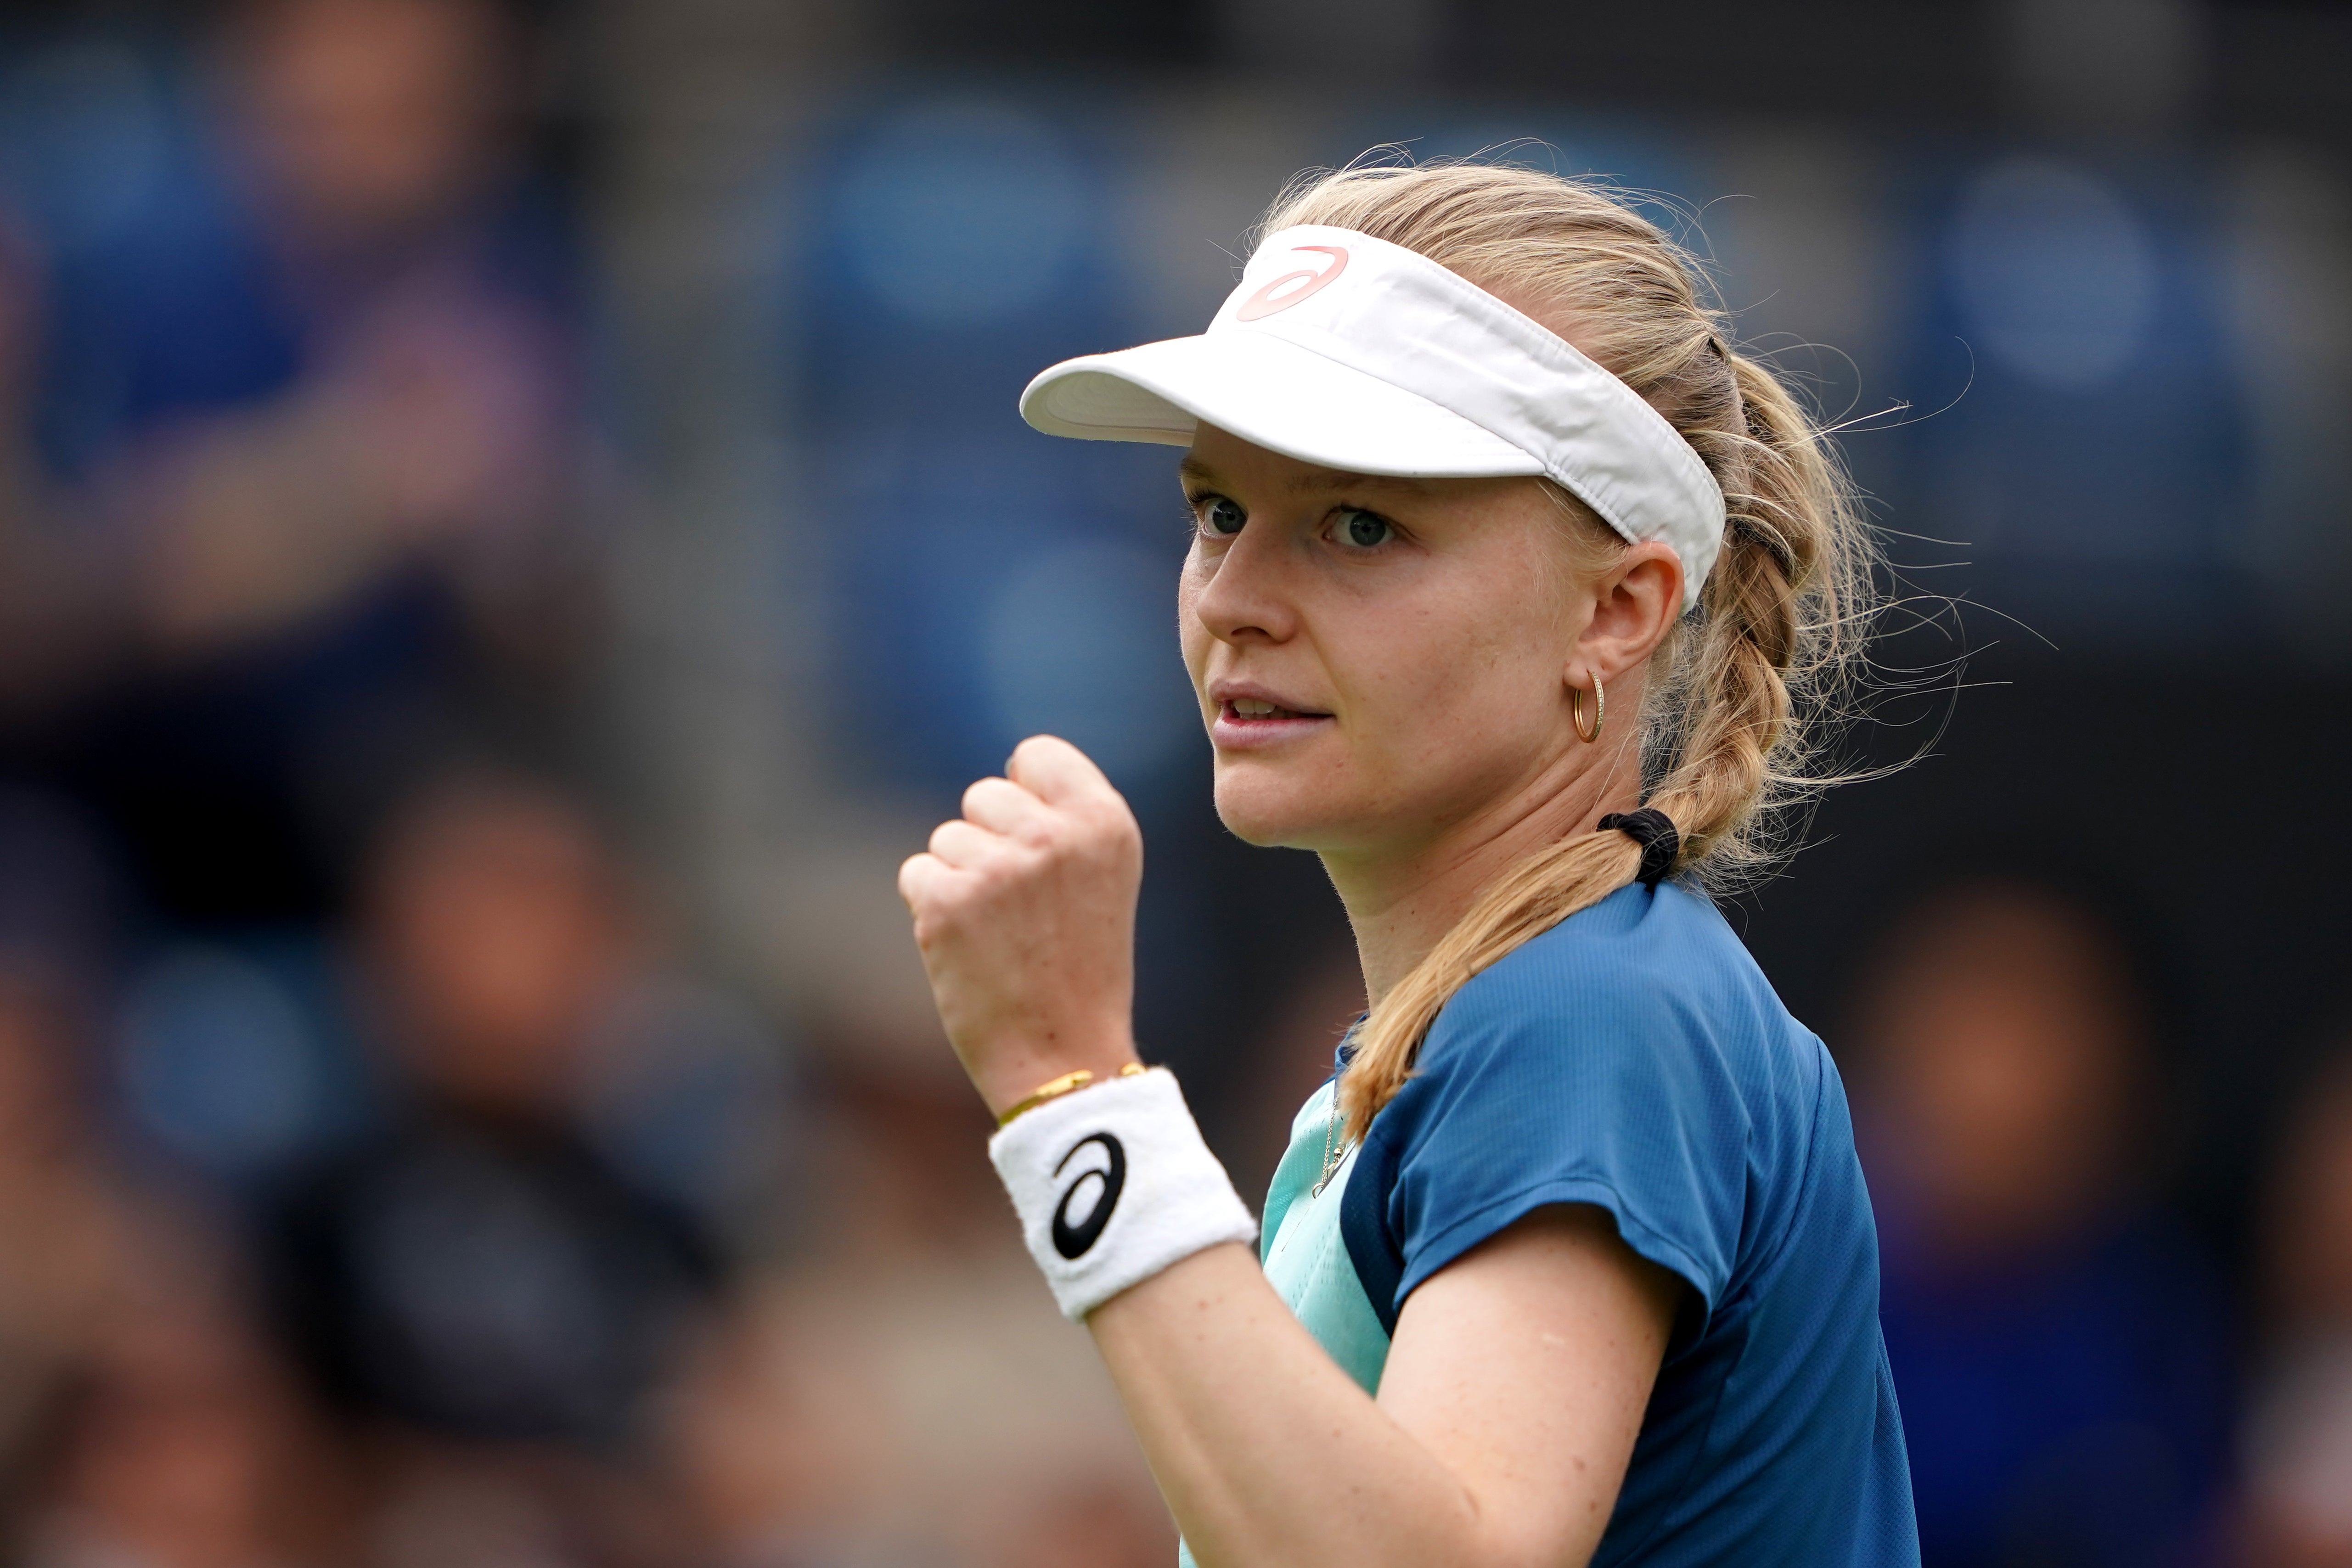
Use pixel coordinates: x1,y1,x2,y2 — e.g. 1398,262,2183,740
1243,881,1918,1566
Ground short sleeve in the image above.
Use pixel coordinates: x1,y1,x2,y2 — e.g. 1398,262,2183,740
1365,888,1760,1324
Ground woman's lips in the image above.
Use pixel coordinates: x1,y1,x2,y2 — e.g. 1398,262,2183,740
1210,699,1333,749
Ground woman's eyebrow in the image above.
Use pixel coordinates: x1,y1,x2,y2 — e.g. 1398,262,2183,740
1177,457,1430,498
1290,469,1429,498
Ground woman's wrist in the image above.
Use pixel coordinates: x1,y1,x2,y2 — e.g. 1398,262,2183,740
970,1035,1144,1122
997,1062,1152,1127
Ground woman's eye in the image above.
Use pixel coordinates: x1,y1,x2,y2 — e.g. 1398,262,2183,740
1199,495,1247,536
1335,508,1391,548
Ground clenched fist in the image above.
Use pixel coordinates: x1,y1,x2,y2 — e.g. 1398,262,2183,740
898,736,1145,1117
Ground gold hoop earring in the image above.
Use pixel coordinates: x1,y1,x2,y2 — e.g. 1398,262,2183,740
1572,673,1605,744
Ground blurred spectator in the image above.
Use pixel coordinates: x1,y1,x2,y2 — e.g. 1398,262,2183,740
0,933,336,1567
1847,874,2232,1568
0,228,123,756
2238,1046,2352,1567
26,1285,345,1568
262,769,753,1567
659,1054,1170,1568
0,963,140,1521
0,793,132,1534
49,0,594,927
130,0,580,658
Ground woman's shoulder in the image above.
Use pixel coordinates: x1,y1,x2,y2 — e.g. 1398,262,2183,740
1446,881,1782,1025
1423,880,1821,1106
1375,881,1821,1318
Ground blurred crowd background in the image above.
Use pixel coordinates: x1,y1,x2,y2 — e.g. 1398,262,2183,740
0,0,2341,1563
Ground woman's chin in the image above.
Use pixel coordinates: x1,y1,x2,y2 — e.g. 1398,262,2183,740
1211,773,1352,850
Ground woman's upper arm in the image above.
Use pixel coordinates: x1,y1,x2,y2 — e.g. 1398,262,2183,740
1377,1203,1686,1568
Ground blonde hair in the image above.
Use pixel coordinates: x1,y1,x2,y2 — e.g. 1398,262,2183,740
1262,162,1879,1143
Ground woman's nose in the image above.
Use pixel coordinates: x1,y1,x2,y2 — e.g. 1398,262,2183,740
1188,525,1299,646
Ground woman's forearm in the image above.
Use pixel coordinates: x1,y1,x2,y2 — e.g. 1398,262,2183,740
1087,1204,1673,1568
1086,1243,1491,1568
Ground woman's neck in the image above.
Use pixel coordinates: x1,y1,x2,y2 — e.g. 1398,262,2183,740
1324,747,1642,1004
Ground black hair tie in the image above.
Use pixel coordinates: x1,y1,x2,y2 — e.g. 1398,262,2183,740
1598,808,1680,887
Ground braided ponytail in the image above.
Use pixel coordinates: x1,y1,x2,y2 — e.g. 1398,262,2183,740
1256,163,1878,1143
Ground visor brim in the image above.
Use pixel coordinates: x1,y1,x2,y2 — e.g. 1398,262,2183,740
1019,332,1544,480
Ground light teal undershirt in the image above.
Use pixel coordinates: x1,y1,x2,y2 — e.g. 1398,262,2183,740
1175,1080,1393,1568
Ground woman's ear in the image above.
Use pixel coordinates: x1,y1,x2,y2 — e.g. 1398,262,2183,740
1572,541,1682,688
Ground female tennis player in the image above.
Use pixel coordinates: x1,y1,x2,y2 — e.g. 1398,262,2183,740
898,163,1918,1566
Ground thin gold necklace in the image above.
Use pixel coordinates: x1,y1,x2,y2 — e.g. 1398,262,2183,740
1311,1023,1364,1198
1311,1096,1343,1197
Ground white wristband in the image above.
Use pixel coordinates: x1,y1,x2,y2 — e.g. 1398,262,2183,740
989,1066,1256,1321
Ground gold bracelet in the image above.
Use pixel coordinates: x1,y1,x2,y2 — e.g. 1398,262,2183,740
996,1062,1148,1128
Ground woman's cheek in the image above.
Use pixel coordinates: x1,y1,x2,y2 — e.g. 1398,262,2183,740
1176,563,1211,686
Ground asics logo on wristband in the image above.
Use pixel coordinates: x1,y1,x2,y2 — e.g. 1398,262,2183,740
1051,1132,1125,1259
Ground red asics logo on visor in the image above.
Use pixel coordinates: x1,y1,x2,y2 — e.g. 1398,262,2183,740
1234,245,1349,321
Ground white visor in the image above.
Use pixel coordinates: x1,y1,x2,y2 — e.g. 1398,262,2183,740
1020,224,1726,611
